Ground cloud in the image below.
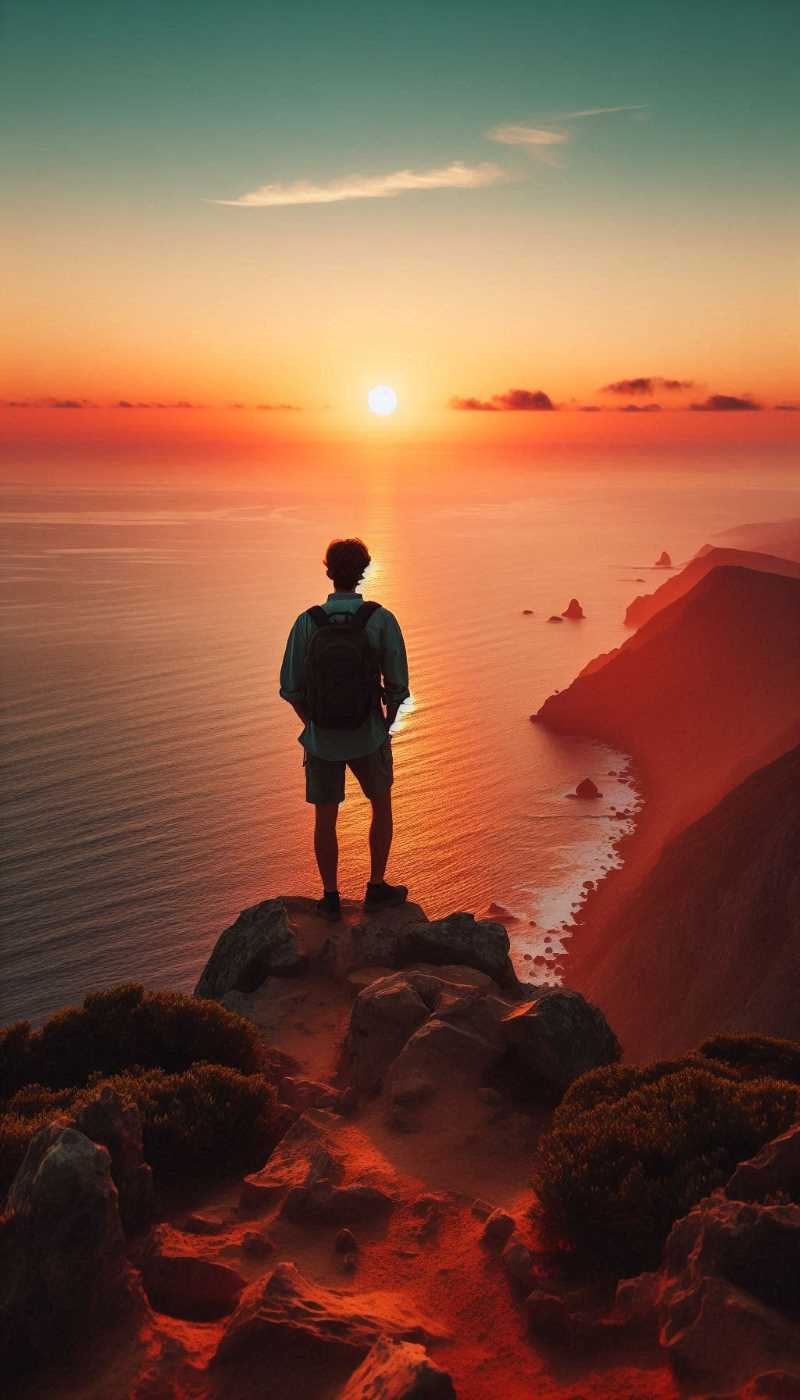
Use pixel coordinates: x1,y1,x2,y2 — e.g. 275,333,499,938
618,402,661,412
690,394,761,411
0,399,30,407
450,388,554,412
488,124,568,148
50,399,84,409
579,405,603,412
449,396,499,412
214,161,504,208
557,105,648,120
601,376,694,396
257,402,301,411
774,402,800,411
116,400,153,408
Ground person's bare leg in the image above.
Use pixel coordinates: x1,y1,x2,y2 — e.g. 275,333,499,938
368,788,393,883
314,802,339,890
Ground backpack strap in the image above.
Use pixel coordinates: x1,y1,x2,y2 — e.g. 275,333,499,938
353,601,381,629
306,606,330,628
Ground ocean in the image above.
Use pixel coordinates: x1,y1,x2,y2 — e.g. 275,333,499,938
2,452,798,1024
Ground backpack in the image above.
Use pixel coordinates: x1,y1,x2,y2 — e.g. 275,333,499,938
303,601,382,729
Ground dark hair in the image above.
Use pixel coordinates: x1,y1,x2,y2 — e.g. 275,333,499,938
324,538,371,591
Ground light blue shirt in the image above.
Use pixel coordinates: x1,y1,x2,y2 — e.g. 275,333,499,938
279,591,410,760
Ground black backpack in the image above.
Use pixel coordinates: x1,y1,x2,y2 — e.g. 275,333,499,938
304,601,382,729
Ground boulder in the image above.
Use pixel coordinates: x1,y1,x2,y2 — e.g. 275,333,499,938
214,1262,446,1365
241,1109,343,1208
345,973,434,1095
404,913,516,989
574,777,601,800
283,1181,394,1227
662,1194,800,1323
502,990,620,1098
562,598,585,620
194,896,305,999
339,1336,456,1399
141,1225,245,1320
635,1193,800,1386
725,1124,800,1204
387,1019,499,1104
522,609,534,616
482,1209,515,1249
342,903,430,972
340,909,515,990
1,1121,129,1367
74,1085,154,1232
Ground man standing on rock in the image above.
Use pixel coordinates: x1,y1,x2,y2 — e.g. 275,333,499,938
280,537,411,921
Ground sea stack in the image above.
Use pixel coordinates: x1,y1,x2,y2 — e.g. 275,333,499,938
574,778,601,800
655,550,672,568
562,599,585,619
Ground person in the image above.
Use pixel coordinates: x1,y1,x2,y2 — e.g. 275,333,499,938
279,537,410,921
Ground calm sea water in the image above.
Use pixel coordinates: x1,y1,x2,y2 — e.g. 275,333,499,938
2,455,798,1024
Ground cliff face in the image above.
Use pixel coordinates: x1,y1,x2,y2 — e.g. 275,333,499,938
582,746,800,1060
537,566,800,854
624,547,800,630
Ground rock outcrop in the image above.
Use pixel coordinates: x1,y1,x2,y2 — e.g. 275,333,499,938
574,777,600,800
195,896,306,999
140,1224,245,1320
1,1120,131,1368
214,1261,446,1366
618,1192,800,1389
655,550,672,567
562,598,584,619
339,1336,456,1398
335,910,517,990
725,1123,800,1205
74,1085,154,1232
343,969,618,1109
502,990,621,1099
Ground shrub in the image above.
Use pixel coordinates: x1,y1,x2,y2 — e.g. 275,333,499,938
535,1064,799,1273
0,985,261,1103
0,1064,283,1198
699,1033,800,1085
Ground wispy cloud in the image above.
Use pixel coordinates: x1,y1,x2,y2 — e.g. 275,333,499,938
557,105,647,120
213,161,504,208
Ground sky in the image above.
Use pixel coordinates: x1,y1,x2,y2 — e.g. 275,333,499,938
1,0,799,452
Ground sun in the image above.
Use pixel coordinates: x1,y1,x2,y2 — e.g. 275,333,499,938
367,384,398,416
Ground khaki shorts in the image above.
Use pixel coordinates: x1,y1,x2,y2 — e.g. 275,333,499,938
304,739,394,806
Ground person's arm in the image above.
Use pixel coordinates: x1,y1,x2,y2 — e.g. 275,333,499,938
379,611,410,732
279,615,310,723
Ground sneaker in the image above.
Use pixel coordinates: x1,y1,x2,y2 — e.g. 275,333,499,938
315,891,342,921
363,880,408,910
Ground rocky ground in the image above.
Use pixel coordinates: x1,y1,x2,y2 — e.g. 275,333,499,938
7,896,800,1399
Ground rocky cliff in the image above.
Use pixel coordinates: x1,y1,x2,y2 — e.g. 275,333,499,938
624,546,800,630
581,745,800,1059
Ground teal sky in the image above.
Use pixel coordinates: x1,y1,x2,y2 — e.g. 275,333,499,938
2,1,798,414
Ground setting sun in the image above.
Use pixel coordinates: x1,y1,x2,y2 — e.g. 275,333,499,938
367,384,398,416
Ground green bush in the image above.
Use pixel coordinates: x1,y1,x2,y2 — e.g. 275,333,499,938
0,984,261,1102
0,1064,283,1198
535,1063,799,1273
